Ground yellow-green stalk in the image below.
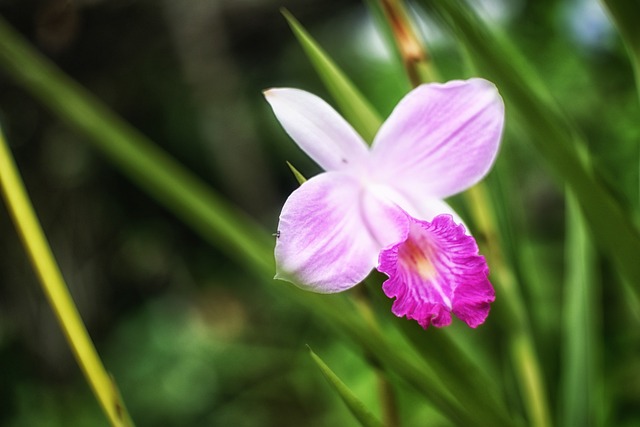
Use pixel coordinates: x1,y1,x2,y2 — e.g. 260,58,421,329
0,129,134,427
379,0,439,86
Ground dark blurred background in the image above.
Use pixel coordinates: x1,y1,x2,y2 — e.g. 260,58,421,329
0,0,638,426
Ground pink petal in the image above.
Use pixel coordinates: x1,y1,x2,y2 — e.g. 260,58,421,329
377,214,495,329
275,172,407,293
389,189,465,226
264,88,369,171
370,78,504,199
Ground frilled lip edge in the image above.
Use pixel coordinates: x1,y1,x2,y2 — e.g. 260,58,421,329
376,214,495,329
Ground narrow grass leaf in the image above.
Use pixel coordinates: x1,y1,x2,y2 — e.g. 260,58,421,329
560,194,603,427
344,327,475,426
601,0,640,102
0,129,135,427
282,9,383,142
283,288,475,426
307,346,383,427
601,0,640,215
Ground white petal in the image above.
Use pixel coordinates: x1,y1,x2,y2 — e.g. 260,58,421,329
264,88,369,171
366,184,465,228
370,78,504,199
397,194,465,227
275,172,407,293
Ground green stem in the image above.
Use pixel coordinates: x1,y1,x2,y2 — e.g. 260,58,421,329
378,0,439,86
376,371,400,427
353,287,401,427
466,184,552,427
511,333,550,427
0,129,134,427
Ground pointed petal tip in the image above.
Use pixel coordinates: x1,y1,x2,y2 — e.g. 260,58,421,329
264,88,369,171
264,87,298,100
262,87,280,98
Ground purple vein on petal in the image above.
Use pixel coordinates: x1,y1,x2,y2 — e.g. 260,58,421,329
377,214,495,329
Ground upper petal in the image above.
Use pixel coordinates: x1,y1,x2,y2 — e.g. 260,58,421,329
264,88,370,171
275,172,407,293
370,78,504,198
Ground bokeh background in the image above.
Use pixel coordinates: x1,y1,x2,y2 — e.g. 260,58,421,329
0,0,638,426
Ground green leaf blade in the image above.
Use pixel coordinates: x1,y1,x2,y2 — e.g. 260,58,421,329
307,346,383,427
282,9,383,143
601,0,640,102
560,194,604,427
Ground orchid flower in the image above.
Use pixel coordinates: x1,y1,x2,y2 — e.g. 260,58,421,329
265,79,504,328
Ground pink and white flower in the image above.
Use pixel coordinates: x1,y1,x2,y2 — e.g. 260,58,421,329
264,79,504,328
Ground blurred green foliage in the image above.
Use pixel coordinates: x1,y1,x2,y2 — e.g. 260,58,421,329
0,0,639,426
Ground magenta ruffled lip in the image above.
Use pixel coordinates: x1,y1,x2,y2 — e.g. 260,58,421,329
377,214,495,329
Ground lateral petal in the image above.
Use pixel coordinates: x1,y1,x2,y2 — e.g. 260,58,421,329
377,214,495,329
370,78,504,199
275,172,406,293
264,88,370,171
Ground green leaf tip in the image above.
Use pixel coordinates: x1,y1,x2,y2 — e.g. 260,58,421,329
281,8,383,143
286,161,307,185
307,346,383,427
